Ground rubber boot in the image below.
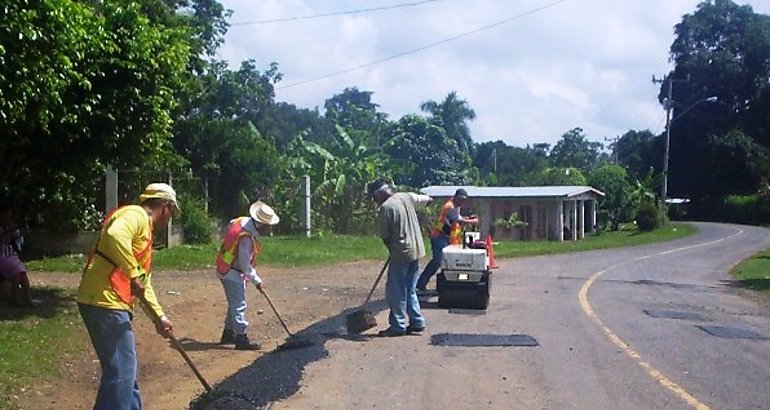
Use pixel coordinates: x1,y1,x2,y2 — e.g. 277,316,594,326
235,333,261,350
219,328,236,345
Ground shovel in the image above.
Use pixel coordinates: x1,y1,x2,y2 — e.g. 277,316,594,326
346,257,390,334
138,298,211,392
257,286,315,350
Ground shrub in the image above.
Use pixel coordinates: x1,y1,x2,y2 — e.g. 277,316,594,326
179,197,214,244
636,203,664,232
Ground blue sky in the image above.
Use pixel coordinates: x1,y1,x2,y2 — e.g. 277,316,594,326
216,0,770,147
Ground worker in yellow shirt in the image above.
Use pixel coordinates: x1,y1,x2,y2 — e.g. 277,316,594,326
77,183,180,410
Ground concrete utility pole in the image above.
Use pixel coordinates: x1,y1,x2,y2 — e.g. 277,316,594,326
604,136,620,163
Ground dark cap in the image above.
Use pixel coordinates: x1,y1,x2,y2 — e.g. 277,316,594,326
367,177,389,198
454,188,468,199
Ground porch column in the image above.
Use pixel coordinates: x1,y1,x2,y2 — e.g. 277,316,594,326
578,200,585,239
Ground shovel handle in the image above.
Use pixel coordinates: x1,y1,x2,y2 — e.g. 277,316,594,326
138,298,212,392
258,287,294,337
363,257,390,305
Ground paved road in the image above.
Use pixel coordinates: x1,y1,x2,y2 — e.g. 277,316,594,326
258,223,770,410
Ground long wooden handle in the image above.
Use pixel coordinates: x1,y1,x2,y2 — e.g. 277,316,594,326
139,298,211,392
363,257,390,305
259,287,294,337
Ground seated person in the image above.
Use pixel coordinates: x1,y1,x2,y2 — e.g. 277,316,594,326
0,203,33,308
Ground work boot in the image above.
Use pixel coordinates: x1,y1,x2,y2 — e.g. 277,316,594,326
219,328,236,345
235,333,262,350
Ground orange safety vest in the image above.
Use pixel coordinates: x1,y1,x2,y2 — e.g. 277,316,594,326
85,206,153,304
215,217,261,277
430,199,463,244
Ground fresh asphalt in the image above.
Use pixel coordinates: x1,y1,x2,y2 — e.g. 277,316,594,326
213,222,770,410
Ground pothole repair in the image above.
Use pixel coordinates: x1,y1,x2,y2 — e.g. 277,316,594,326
430,333,539,347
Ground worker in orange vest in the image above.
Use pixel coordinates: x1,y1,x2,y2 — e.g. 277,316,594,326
78,183,180,410
416,188,479,296
215,200,279,350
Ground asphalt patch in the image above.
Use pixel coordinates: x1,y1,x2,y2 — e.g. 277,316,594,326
431,333,538,347
448,309,487,315
644,309,707,321
696,325,767,340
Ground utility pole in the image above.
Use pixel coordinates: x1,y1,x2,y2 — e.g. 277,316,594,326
652,74,688,206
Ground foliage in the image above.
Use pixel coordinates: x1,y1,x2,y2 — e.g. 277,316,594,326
383,114,472,187
420,91,477,157
589,164,634,230
474,141,550,186
635,202,666,231
0,0,192,231
178,197,214,244
615,129,659,181
494,212,528,230
550,128,604,173
664,0,770,210
529,167,587,186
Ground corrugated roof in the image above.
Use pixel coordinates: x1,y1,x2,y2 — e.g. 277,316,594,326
420,185,605,199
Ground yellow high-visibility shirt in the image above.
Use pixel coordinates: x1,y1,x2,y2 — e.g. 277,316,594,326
77,205,164,318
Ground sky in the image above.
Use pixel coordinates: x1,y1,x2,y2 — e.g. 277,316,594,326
216,0,770,148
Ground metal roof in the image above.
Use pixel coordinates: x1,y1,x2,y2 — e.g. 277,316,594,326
420,185,605,199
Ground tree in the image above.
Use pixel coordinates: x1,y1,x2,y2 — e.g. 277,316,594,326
549,128,603,173
529,167,587,186
664,0,770,206
474,141,550,186
589,164,634,230
0,0,191,230
420,91,477,157
615,130,659,181
383,114,472,187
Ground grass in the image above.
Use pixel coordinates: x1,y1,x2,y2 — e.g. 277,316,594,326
27,234,388,273
0,288,87,410
493,223,697,258
730,249,770,297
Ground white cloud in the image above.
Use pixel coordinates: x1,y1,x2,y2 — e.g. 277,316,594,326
218,0,770,146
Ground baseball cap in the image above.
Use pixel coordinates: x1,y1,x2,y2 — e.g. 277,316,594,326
454,188,468,199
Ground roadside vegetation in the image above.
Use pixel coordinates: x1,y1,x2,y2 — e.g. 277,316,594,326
731,248,770,297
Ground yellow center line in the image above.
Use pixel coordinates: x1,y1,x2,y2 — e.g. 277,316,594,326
577,227,743,410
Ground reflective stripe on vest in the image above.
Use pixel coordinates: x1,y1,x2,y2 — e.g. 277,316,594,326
215,217,260,277
85,206,153,305
430,199,462,244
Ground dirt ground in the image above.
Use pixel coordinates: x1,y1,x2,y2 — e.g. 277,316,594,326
21,259,388,410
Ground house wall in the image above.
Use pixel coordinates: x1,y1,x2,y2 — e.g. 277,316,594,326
471,197,598,242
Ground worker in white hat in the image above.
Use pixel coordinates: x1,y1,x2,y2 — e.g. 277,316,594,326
77,182,180,409
215,200,280,350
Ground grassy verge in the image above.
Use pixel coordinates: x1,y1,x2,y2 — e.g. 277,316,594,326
494,222,697,258
0,288,87,410
730,249,770,297
27,234,388,273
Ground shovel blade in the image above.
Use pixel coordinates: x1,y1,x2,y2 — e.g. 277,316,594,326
346,309,377,334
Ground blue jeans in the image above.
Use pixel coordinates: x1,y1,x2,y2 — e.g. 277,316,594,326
78,303,141,410
417,234,448,290
220,275,249,335
386,260,425,331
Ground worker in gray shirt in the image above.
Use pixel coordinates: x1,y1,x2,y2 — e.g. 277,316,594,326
368,178,433,337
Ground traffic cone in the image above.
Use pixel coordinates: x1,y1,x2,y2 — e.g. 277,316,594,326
486,234,499,269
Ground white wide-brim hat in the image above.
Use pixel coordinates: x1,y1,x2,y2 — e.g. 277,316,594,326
249,201,280,225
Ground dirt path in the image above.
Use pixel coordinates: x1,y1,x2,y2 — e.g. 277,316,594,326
23,259,386,410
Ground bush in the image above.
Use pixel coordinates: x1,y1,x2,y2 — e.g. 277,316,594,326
636,203,665,232
179,197,214,244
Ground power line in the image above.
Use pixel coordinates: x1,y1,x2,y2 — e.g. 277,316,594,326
276,0,570,90
230,0,441,26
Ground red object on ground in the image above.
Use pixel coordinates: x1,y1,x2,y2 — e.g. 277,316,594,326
486,235,498,269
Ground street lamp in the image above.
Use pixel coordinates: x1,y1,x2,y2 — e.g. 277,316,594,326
661,95,718,206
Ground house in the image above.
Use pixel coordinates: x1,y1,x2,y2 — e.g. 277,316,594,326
420,186,605,241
